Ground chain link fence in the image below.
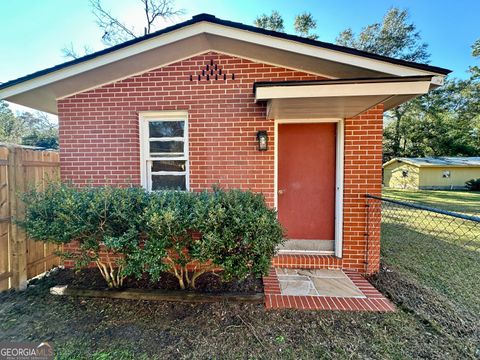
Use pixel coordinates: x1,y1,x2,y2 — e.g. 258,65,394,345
367,194,480,251
366,193,480,307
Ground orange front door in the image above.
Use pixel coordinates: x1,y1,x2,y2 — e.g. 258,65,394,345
278,123,336,240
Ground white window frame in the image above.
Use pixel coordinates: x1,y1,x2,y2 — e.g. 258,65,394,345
139,111,189,191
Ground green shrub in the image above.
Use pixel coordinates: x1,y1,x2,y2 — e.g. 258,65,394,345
465,178,480,191
194,188,284,283
133,188,285,289
129,190,201,289
21,183,285,290
21,183,148,288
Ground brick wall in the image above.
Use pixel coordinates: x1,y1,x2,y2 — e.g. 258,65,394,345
58,51,383,273
344,105,384,273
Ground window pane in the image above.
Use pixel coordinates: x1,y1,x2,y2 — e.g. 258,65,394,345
150,141,184,156
149,121,184,138
152,160,186,172
151,175,186,190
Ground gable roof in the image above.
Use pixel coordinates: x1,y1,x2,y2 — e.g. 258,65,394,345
0,13,451,114
384,157,480,168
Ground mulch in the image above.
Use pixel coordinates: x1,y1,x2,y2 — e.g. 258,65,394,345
45,267,264,294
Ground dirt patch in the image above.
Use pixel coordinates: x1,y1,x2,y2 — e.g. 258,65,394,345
38,268,263,294
369,264,479,342
2,264,479,359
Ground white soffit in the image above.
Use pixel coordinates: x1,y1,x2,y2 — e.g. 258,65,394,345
266,96,388,119
256,80,432,100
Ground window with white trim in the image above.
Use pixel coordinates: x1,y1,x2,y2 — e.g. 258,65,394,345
140,112,189,191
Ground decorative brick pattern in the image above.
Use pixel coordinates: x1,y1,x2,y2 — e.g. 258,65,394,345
58,51,383,274
263,268,395,312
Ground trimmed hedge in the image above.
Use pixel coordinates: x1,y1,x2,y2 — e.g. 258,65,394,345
21,183,284,289
465,178,480,191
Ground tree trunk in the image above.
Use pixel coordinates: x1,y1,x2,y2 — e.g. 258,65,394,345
392,108,404,157
95,259,124,288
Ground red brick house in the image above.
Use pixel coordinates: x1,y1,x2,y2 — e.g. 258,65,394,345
0,14,449,275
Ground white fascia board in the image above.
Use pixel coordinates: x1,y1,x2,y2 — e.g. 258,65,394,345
0,23,206,99
256,80,432,101
200,23,442,77
0,22,443,100
383,158,419,168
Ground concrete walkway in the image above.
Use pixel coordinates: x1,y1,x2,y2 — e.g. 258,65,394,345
263,268,395,311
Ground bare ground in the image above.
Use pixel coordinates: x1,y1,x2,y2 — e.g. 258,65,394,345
1,265,478,360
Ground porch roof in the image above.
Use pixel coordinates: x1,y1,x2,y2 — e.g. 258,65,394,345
254,75,439,119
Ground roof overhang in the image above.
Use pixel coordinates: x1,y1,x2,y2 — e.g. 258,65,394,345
0,14,450,115
383,157,480,168
254,76,440,119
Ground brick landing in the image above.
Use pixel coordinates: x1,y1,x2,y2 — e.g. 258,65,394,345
263,268,395,312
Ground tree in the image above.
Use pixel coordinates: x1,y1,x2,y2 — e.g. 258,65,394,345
294,12,318,39
383,78,480,161
336,8,430,158
0,101,59,148
254,10,285,32
336,8,429,62
0,101,23,143
382,37,480,161
470,38,480,80
63,0,184,59
254,11,319,39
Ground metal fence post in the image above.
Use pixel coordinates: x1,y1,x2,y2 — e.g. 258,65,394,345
365,195,370,271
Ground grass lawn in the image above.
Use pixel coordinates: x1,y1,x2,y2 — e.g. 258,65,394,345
382,188,480,214
380,188,480,314
0,189,478,359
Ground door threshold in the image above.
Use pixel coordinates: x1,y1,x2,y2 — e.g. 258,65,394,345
277,239,335,254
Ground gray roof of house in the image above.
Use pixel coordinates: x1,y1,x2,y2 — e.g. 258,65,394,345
384,157,480,168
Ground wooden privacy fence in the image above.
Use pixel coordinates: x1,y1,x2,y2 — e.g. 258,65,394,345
0,144,60,291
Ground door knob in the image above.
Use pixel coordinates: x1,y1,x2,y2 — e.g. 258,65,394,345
278,189,285,195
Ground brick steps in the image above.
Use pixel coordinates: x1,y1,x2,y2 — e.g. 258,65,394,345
272,254,342,269
263,268,395,312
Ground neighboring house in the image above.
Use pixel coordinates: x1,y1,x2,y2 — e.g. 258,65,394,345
384,157,480,190
0,14,450,274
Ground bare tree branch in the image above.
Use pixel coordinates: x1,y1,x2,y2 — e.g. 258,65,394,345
89,0,184,46
89,0,137,46
141,0,185,35
60,0,184,59
61,43,94,60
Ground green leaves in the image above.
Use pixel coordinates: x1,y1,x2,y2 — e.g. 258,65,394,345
21,183,285,289
0,101,58,148
336,8,429,63
254,11,285,32
294,12,318,40
194,188,285,281
465,178,480,191
21,182,148,273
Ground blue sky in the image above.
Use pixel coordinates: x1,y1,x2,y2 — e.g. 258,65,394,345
0,0,479,111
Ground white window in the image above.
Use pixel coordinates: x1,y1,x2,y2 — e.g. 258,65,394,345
139,111,189,191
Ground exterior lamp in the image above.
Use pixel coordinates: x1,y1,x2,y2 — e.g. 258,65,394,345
256,130,268,151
